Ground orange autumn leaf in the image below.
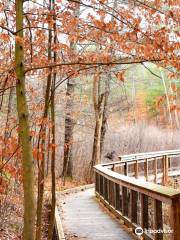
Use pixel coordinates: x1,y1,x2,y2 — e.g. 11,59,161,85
116,72,125,82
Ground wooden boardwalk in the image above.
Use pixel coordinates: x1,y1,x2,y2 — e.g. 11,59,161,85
57,188,134,240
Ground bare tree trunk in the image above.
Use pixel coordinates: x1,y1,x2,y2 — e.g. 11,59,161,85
160,70,173,127
46,127,51,176
36,72,52,240
169,83,179,128
62,79,75,179
47,73,56,240
62,1,80,180
90,0,117,178
48,0,56,237
100,0,117,158
3,88,15,158
100,74,110,157
36,1,52,239
89,73,105,179
15,1,35,239
131,73,136,124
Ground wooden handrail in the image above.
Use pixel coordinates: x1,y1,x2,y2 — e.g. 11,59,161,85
102,149,180,167
94,150,180,240
95,165,180,203
118,149,180,160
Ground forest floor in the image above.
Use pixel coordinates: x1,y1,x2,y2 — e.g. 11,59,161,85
0,178,86,240
0,191,23,240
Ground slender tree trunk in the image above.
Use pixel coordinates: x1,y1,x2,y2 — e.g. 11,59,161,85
169,83,179,128
91,116,103,166
62,79,75,179
46,127,51,176
15,1,35,239
100,74,110,157
36,1,52,239
3,88,14,158
90,73,105,179
47,75,56,240
92,0,117,168
62,1,80,180
160,70,173,127
131,73,136,124
48,0,56,237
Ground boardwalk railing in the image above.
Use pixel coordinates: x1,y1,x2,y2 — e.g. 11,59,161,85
94,150,180,240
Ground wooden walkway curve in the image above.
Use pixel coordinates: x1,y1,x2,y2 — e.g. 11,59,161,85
55,150,180,240
57,187,134,240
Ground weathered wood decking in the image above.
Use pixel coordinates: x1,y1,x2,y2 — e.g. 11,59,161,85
57,188,134,240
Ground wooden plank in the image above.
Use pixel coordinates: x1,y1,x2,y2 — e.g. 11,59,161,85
60,188,134,240
58,184,94,195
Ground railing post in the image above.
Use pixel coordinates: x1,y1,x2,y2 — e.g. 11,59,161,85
171,196,180,240
100,175,104,196
107,179,109,202
162,155,169,186
154,158,157,183
154,199,163,240
102,176,105,198
141,194,149,231
122,186,128,216
131,190,138,224
104,178,108,201
134,160,138,179
144,159,148,181
164,155,169,186
109,181,115,207
119,186,122,212
95,172,100,193
115,183,120,211
124,162,128,176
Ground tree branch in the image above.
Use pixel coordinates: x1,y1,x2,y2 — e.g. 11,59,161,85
25,58,163,73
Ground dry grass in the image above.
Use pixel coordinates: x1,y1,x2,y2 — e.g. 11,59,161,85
69,122,180,180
